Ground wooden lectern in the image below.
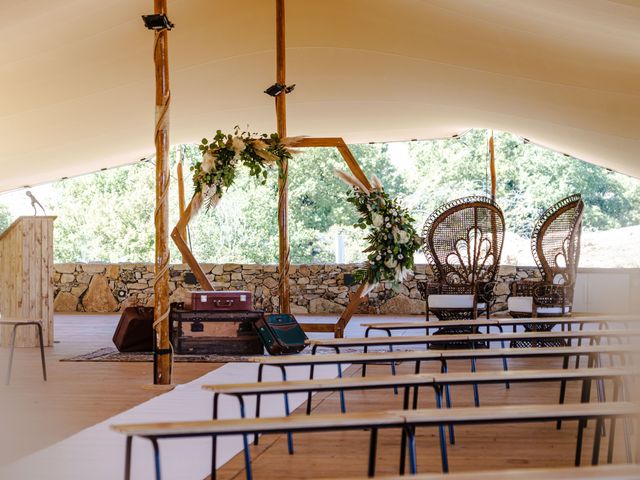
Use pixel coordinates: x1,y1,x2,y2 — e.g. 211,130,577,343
0,216,55,347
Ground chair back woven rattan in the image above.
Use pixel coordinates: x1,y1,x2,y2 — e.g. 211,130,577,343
422,196,505,290
531,193,584,288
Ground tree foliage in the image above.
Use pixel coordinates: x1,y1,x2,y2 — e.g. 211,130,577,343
43,129,640,264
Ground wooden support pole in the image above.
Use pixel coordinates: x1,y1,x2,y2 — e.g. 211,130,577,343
275,0,291,314
489,130,497,201
176,146,187,263
152,0,172,385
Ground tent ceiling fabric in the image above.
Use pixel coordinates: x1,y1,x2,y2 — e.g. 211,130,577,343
0,0,639,192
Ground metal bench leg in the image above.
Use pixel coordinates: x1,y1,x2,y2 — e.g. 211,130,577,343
278,366,294,454
470,357,480,407
592,417,604,465
368,428,378,477
254,364,264,445
384,329,399,395
434,385,449,473
124,436,132,480
557,354,570,429
35,322,47,381
575,376,592,466
362,328,371,377
497,325,509,388
405,426,418,474
412,361,421,409
211,394,220,480
306,363,315,415
441,359,455,445
399,387,410,475
332,346,346,414
149,438,161,480
5,325,18,385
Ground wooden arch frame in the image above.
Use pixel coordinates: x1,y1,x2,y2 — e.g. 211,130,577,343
171,137,371,337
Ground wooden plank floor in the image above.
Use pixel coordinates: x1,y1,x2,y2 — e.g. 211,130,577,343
0,314,631,479
0,314,218,467
214,358,627,479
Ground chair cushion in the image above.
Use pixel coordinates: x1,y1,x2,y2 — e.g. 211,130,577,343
429,294,486,310
508,296,571,315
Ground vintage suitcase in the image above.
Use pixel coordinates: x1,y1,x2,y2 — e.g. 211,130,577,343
171,309,264,355
188,290,253,311
113,306,154,352
255,314,308,355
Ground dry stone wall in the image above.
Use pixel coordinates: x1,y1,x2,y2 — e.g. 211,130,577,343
53,263,539,315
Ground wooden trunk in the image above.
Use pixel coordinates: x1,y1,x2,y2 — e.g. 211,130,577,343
0,216,55,347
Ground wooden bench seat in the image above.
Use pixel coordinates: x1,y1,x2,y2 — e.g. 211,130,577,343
328,464,640,480
111,402,637,480
361,314,636,333
307,329,637,351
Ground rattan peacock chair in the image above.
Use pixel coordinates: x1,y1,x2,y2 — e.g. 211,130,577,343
507,194,584,347
417,196,505,341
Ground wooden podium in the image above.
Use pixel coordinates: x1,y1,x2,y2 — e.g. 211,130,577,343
0,216,55,347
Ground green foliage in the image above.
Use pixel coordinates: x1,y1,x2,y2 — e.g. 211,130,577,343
46,129,640,265
345,182,421,285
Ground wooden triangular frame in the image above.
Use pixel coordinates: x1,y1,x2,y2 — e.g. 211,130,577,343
170,136,371,337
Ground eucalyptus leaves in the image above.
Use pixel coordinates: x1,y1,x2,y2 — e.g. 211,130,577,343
193,127,294,207
337,171,421,287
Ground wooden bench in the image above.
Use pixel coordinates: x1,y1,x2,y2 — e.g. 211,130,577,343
326,464,640,480
361,314,636,338
247,344,636,417
111,402,637,480
203,367,632,456
307,329,636,354
0,319,47,385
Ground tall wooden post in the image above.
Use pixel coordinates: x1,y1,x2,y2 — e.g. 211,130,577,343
275,0,291,314
489,130,497,201
152,0,172,385
176,146,187,263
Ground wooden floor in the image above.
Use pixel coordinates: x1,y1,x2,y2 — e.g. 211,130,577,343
0,314,218,467
0,314,629,479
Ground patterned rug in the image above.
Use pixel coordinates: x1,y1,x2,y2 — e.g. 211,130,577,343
61,347,254,363
60,346,370,363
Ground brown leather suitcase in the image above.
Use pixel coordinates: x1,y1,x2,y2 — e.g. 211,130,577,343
187,290,253,311
113,306,154,352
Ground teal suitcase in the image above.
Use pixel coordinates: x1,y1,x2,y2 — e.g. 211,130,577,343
255,314,308,355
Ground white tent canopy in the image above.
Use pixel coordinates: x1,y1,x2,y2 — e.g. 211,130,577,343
1,0,638,192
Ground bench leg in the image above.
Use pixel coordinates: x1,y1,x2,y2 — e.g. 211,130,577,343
362,327,370,378
368,428,378,477
5,325,18,385
306,363,315,415
412,361,421,409
399,387,410,475
124,436,132,480
254,364,264,446
405,426,418,474
607,381,621,464
384,330,399,395
149,438,161,480
34,322,47,381
441,360,455,445
575,376,592,466
434,386,449,473
278,366,295,455
592,417,604,465
211,434,218,480
497,325,509,389
470,357,480,407
333,349,347,414
557,354,570,429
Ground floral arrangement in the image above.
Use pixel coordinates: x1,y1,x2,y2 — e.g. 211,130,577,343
337,171,422,289
193,127,295,207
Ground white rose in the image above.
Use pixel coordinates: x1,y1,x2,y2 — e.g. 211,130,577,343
231,137,246,155
384,257,398,269
398,230,410,244
371,212,384,228
201,152,216,173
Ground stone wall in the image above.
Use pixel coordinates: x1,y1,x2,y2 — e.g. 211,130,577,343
53,263,539,314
